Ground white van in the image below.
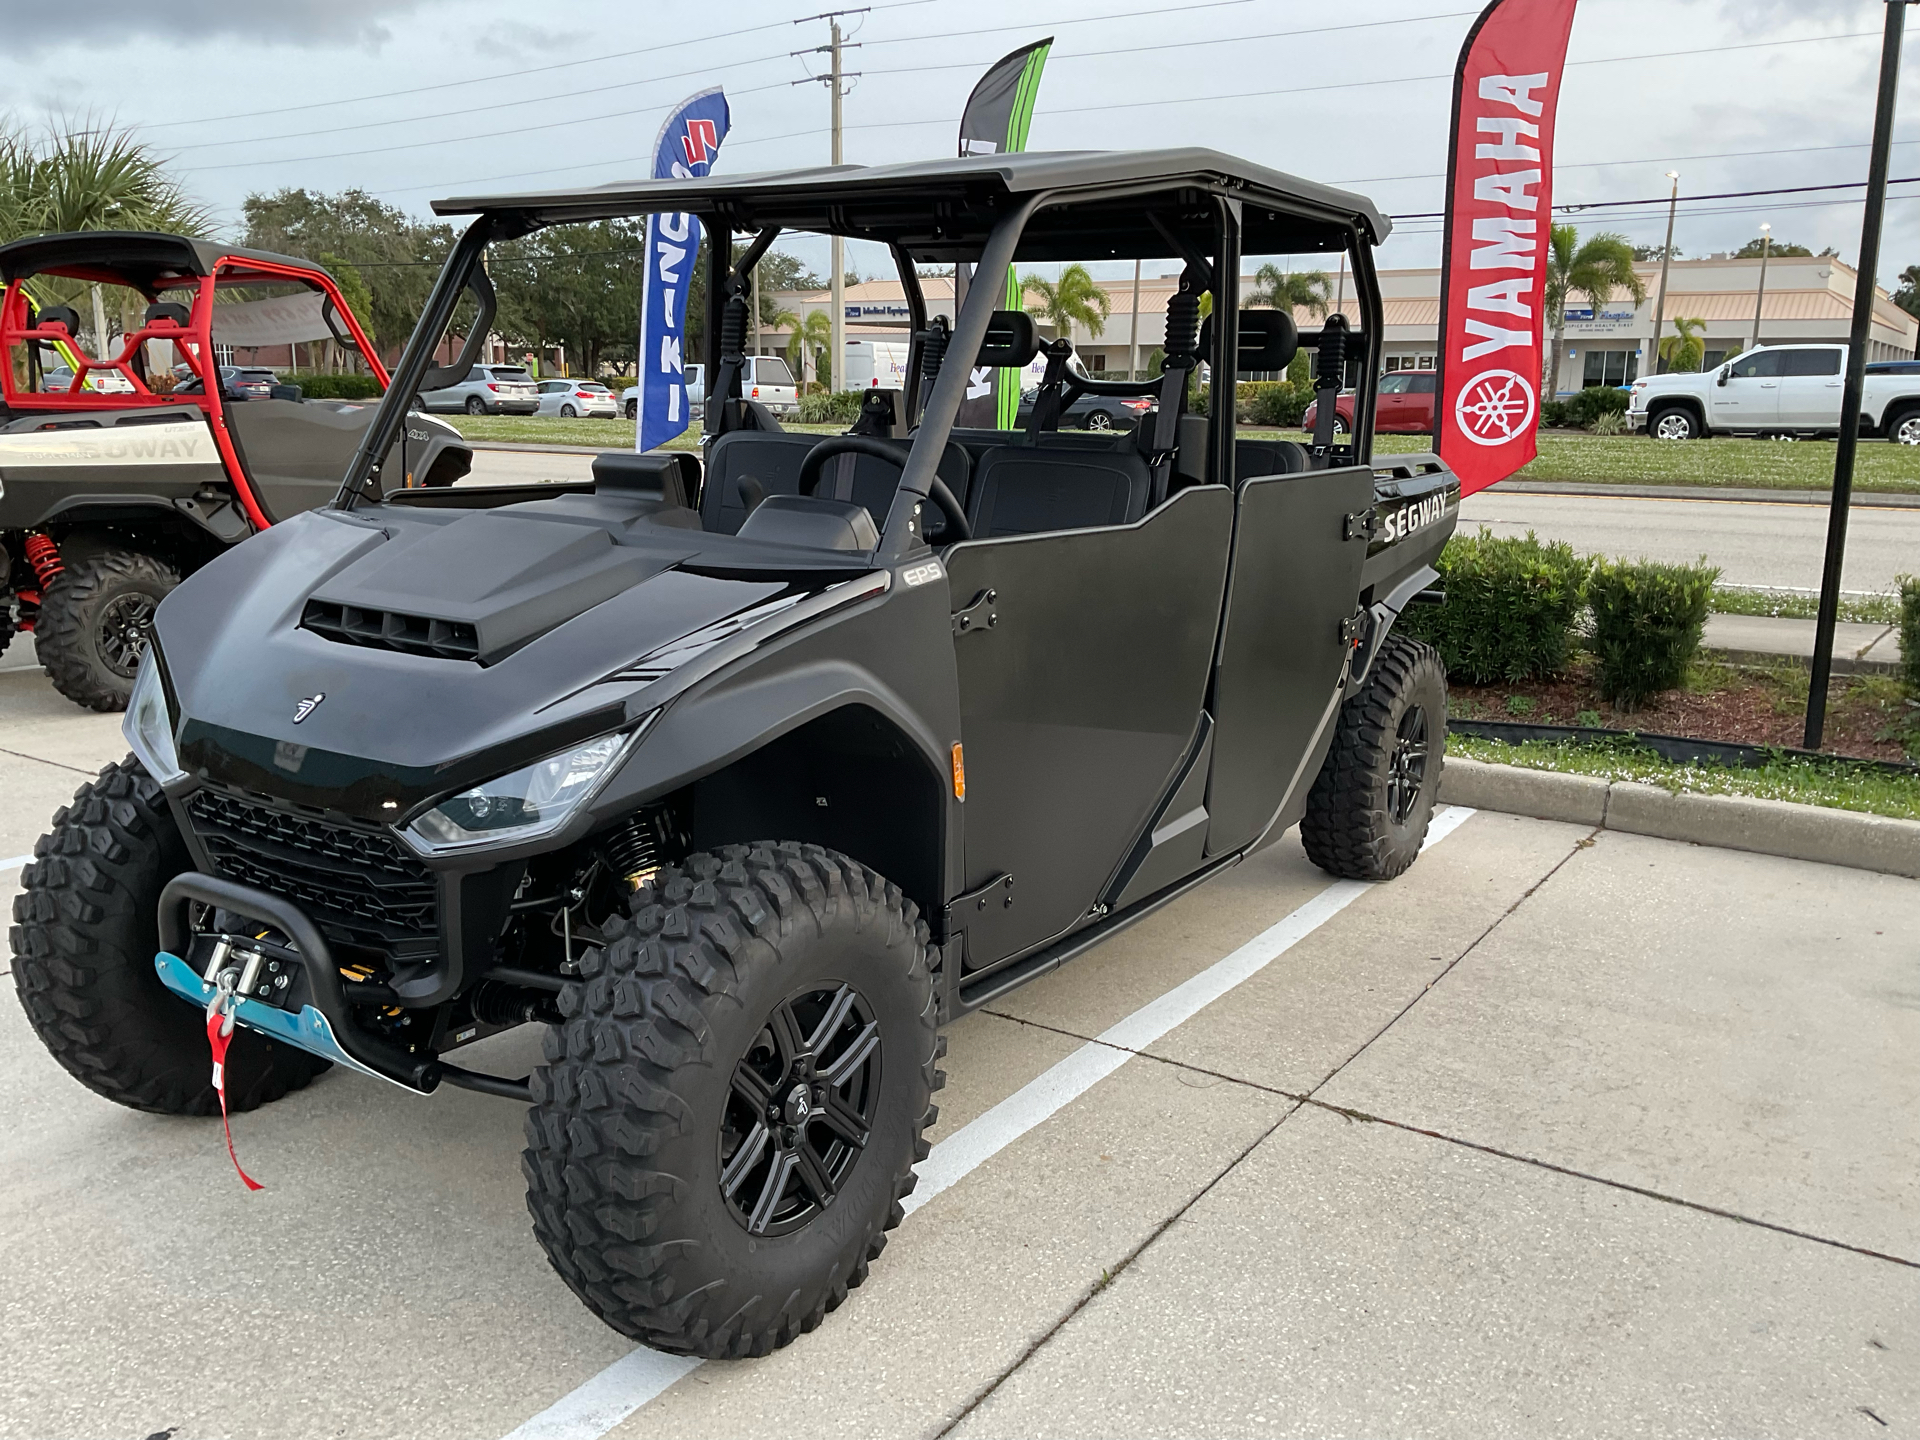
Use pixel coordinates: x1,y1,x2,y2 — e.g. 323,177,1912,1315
843,340,912,392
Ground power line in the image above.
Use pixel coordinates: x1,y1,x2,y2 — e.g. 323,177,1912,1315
1338,138,1920,189
1388,174,1920,220
138,0,939,131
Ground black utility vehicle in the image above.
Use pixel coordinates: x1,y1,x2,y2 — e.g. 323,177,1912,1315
12,151,1458,1357
0,232,471,710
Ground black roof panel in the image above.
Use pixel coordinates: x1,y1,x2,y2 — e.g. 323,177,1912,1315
0,231,335,291
431,148,1391,251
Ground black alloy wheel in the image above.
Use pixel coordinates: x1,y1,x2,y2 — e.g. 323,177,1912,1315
625,398,638,420
1385,703,1429,825
465,395,487,415
720,981,881,1237
560,403,577,418
97,591,158,678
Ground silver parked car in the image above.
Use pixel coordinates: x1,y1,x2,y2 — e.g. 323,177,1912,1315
534,378,619,418
622,362,704,420
417,363,541,415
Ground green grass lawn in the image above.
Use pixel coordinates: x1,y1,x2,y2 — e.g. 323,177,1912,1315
1369,432,1920,493
458,415,1918,494
1448,732,1920,820
1709,585,1903,626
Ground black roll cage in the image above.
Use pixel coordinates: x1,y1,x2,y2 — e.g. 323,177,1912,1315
334,168,1385,558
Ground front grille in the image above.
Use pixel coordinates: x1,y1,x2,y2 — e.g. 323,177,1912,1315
302,599,479,662
188,790,439,960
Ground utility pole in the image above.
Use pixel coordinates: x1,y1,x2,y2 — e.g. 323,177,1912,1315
1806,0,1912,751
794,10,864,394
1750,223,1771,351
1128,258,1141,379
1650,171,1680,372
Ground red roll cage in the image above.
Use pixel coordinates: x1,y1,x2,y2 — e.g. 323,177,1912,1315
1,251,390,534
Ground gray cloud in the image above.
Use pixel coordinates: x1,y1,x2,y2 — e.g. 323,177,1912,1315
4,0,430,56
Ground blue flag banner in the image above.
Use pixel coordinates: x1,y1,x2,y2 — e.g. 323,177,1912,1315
637,87,730,453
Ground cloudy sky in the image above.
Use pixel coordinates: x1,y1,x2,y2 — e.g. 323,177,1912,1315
4,0,1914,283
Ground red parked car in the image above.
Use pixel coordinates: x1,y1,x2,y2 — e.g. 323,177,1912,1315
1303,368,1436,436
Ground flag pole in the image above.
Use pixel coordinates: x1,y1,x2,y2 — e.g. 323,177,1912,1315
1805,0,1910,750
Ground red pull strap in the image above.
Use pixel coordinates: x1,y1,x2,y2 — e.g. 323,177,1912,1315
206,1009,265,1191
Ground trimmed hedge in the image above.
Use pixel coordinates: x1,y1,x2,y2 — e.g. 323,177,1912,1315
1566,385,1630,428
1399,527,1590,684
1899,574,1920,697
1586,556,1720,707
797,388,865,424
275,372,382,399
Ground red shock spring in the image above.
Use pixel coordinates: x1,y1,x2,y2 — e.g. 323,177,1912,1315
23,531,63,589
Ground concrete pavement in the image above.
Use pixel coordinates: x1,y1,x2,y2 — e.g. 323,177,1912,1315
2,645,1915,1437
1459,487,1920,592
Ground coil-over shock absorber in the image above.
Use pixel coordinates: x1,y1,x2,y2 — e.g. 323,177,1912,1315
602,806,674,892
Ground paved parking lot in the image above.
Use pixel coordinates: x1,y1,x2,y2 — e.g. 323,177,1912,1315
2,646,1916,1440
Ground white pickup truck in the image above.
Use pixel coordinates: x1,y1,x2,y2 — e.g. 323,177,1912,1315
1627,343,1920,443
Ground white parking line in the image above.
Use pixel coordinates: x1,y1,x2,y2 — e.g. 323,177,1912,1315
499,806,1476,1440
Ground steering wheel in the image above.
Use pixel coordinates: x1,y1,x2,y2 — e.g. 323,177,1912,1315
797,435,971,542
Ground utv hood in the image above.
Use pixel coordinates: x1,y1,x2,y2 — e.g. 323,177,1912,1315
156,503,802,819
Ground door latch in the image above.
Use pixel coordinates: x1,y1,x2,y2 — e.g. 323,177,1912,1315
952,587,999,635
1339,611,1369,647
1343,509,1379,542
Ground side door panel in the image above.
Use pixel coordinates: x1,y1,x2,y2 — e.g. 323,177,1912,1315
223,397,397,520
1712,354,1780,428
1205,465,1374,855
945,485,1233,973
1777,348,1844,426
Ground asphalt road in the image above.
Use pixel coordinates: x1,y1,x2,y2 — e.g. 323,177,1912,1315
1458,488,1920,592
457,448,1920,593
2,652,1915,1438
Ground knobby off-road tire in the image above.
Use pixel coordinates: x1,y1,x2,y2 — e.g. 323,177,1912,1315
10,757,329,1114
524,842,944,1357
36,548,179,712
1302,634,1447,881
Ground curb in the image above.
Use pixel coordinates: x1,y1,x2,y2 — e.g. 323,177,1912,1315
1703,643,1898,677
1437,756,1920,879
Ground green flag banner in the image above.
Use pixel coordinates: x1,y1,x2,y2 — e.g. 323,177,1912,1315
956,39,1051,430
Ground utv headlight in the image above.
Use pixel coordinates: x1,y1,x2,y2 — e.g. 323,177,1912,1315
123,651,185,785
402,727,643,854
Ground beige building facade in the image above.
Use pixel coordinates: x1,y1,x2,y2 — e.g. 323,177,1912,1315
766,255,1918,392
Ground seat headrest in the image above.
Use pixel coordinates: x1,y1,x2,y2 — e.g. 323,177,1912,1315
592,450,694,506
976,310,1039,368
143,302,191,328
35,305,80,335
1198,309,1299,374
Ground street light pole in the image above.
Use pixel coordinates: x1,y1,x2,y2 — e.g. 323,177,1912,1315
1649,171,1680,372
793,9,865,393
1806,0,1911,751
1750,222,1771,351
829,17,845,395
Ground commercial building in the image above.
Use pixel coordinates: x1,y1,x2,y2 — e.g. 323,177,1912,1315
767,255,1917,393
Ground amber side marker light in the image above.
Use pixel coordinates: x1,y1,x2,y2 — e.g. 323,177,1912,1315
951,742,966,801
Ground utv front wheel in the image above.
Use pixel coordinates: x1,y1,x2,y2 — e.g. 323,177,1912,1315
1301,634,1447,881
9,757,330,1113
36,548,179,712
523,843,943,1356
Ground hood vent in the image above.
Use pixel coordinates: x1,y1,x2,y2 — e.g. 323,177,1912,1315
302,599,480,662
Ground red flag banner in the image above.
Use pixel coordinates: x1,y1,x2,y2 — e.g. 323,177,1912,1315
1434,0,1580,495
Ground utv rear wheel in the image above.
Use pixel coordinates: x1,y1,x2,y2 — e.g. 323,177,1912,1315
36,548,178,712
9,757,330,1114
1301,634,1447,881
523,842,943,1357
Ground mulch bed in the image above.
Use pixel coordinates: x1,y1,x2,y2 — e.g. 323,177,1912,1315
1448,657,1916,764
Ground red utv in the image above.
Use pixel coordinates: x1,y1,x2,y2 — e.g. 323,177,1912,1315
0,231,472,710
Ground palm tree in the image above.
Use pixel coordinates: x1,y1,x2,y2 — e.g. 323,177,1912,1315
0,117,209,357
1543,225,1646,397
785,309,833,388
1659,316,1708,374
1247,263,1332,320
1020,263,1111,341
